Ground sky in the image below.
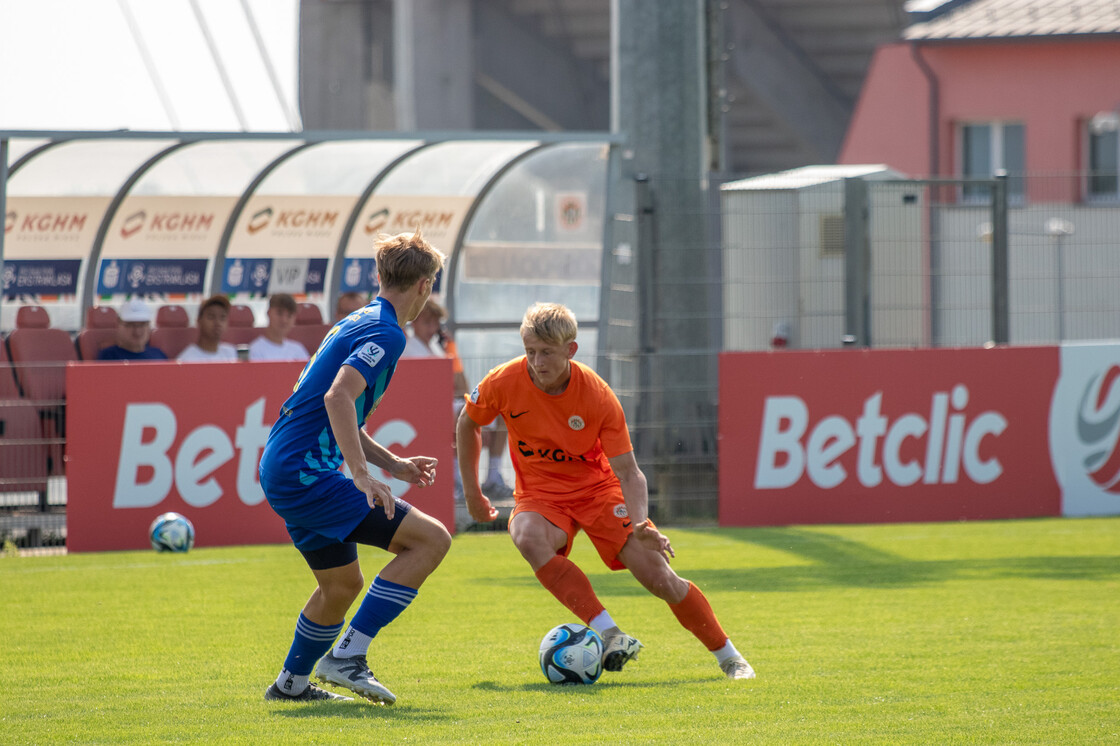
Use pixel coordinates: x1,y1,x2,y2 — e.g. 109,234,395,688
0,0,300,133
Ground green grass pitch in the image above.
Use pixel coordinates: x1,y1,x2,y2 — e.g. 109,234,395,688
2,517,1118,744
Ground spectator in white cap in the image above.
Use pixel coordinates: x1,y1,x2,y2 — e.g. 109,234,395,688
97,298,169,361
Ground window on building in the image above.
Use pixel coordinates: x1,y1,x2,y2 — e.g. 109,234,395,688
960,122,1025,202
1087,119,1119,200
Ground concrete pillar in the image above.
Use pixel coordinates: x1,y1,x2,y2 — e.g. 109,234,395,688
611,0,718,518
393,0,474,130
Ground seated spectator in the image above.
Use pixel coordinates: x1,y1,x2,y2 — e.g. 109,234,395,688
178,295,238,362
97,299,168,361
335,290,369,320
248,293,310,362
402,298,512,499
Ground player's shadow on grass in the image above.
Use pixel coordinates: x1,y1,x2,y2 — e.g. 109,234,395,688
269,703,451,721
472,679,706,694
573,526,1120,594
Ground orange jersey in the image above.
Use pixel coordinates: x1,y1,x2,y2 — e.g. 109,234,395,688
464,356,633,500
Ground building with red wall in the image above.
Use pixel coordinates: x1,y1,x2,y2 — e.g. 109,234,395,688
840,0,1120,205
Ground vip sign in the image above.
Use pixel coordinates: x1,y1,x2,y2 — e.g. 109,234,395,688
719,347,1061,526
1049,343,1120,516
66,358,455,552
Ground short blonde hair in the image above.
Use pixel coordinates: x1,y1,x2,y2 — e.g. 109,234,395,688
375,230,445,292
520,302,577,345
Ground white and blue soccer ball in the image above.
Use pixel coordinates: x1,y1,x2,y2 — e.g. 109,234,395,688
539,623,603,685
149,512,195,553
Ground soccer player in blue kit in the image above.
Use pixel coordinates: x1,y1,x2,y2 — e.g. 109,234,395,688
260,230,452,704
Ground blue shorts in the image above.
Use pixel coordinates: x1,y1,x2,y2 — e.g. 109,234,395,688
260,467,410,553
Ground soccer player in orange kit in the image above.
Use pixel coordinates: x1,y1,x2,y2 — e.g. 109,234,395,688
456,302,754,680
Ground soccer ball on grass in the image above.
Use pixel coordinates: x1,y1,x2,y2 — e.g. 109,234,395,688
539,623,603,685
149,512,195,553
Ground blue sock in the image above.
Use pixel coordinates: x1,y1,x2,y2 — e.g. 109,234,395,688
334,576,417,657
282,613,344,676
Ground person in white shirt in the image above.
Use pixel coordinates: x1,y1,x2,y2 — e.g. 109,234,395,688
402,298,512,498
178,294,238,362
248,293,311,362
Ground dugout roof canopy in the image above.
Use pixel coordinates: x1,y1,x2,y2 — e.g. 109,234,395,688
0,130,617,373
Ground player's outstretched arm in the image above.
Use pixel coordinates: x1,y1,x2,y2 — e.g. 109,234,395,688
608,450,675,561
456,408,499,522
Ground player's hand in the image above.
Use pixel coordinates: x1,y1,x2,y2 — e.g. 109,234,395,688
355,470,396,519
466,491,500,523
390,455,437,488
635,521,675,561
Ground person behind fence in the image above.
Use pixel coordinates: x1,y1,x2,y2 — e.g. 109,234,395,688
259,230,452,704
178,295,238,362
402,297,512,499
336,291,370,321
455,301,755,681
249,293,311,362
97,299,168,361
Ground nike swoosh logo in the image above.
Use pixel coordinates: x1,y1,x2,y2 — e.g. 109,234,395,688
622,520,632,528
510,411,529,418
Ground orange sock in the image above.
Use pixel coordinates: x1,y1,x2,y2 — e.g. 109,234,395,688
534,555,606,624
668,582,728,651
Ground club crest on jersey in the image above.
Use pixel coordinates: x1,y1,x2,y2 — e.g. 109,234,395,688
357,342,385,367
470,386,480,403
613,504,628,518
568,415,585,431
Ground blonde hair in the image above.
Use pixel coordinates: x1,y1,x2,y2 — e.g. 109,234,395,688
520,302,577,345
375,229,445,291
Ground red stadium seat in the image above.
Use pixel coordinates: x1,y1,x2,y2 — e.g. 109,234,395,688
0,401,50,494
150,327,198,359
6,330,76,404
6,308,77,477
228,304,255,328
287,324,330,356
156,304,190,328
0,343,23,399
223,304,259,346
85,305,119,329
79,306,122,357
76,328,119,361
15,305,50,329
151,304,196,358
295,302,324,325
223,328,261,347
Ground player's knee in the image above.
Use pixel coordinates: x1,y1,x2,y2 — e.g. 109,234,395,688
427,521,452,560
323,572,365,604
643,568,686,602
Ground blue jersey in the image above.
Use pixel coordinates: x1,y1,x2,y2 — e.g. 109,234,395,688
97,345,168,361
259,298,405,485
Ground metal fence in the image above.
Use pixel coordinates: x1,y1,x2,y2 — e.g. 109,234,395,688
5,171,1120,546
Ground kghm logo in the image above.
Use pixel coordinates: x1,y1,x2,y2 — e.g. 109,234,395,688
121,210,146,239
247,207,273,235
363,207,390,235
1078,365,1120,493
8,211,89,234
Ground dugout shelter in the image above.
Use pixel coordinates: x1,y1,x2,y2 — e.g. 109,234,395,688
0,129,617,383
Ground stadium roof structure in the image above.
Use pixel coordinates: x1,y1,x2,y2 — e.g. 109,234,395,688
905,0,1120,39
721,164,902,192
0,129,621,371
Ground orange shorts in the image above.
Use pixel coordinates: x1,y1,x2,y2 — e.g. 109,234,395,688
511,490,634,570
